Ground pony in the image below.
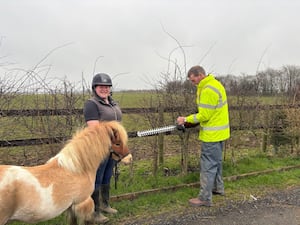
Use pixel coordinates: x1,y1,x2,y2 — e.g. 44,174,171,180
0,121,130,225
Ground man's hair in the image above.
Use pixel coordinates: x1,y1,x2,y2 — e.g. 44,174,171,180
187,66,206,77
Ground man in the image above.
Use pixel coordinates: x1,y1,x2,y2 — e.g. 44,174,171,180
177,65,230,207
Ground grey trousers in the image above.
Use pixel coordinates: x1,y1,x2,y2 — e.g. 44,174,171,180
198,141,224,202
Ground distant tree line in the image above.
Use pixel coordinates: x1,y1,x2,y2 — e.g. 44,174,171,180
217,65,300,98
162,65,300,102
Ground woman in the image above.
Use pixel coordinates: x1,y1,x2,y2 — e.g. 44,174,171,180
83,73,131,224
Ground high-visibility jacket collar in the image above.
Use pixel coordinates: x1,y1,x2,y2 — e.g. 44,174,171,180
197,74,214,90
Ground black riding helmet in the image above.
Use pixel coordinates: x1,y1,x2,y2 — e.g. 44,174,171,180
92,73,112,90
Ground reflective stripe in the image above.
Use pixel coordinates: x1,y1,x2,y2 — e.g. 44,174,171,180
206,85,221,95
201,124,230,131
193,114,199,123
198,100,227,109
198,85,227,109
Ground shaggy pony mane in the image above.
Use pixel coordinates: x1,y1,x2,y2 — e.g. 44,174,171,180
50,121,128,174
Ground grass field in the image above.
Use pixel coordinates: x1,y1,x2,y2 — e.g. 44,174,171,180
0,90,157,110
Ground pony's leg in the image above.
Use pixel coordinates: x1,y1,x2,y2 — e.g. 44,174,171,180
0,208,11,225
0,217,9,225
66,206,78,225
73,197,94,225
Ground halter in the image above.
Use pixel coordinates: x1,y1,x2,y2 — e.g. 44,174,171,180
110,148,129,163
109,137,129,162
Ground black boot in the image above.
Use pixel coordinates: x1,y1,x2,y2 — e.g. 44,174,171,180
90,189,109,224
100,184,118,214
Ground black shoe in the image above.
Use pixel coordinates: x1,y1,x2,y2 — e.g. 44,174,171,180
212,191,225,196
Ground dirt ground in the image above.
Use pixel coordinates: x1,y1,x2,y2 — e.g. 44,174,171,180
123,186,300,225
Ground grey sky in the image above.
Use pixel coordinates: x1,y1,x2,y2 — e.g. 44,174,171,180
1,0,299,90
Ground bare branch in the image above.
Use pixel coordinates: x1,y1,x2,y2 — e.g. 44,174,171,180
160,22,187,75
92,56,104,75
31,42,73,73
155,49,183,78
197,41,217,65
256,44,271,74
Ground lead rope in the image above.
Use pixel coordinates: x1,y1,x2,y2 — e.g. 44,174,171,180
114,162,120,189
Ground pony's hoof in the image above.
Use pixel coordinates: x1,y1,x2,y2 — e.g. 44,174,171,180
86,212,109,224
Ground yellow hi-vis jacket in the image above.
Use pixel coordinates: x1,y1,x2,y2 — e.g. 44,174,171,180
185,74,230,142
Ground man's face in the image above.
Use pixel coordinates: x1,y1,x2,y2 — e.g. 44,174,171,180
188,74,202,86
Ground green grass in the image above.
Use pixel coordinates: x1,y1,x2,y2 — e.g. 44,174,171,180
8,152,300,225
113,151,300,193
228,95,287,105
0,91,156,110
113,91,158,108
222,152,300,176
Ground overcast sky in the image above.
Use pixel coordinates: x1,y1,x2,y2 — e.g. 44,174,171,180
1,0,299,90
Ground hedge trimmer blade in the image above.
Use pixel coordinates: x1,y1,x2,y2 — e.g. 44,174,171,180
128,122,197,138
136,125,178,137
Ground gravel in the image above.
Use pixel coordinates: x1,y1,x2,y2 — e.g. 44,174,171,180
122,186,300,225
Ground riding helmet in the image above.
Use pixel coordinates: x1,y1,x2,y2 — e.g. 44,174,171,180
92,73,112,89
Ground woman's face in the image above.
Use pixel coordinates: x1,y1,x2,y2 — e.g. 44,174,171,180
94,85,111,99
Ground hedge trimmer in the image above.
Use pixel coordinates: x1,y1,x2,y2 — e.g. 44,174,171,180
128,122,199,138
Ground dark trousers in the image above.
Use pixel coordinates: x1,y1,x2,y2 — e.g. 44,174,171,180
94,156,116,190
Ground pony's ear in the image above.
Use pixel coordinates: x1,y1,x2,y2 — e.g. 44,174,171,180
109,127,118,143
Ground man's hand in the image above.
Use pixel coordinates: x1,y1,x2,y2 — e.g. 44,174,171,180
177,116,186,125
121,153,133,165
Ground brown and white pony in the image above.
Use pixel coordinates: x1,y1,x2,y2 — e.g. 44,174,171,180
0,121,129,225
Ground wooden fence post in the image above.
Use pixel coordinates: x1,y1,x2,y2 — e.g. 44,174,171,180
262,105,269,152
158,104,164,165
